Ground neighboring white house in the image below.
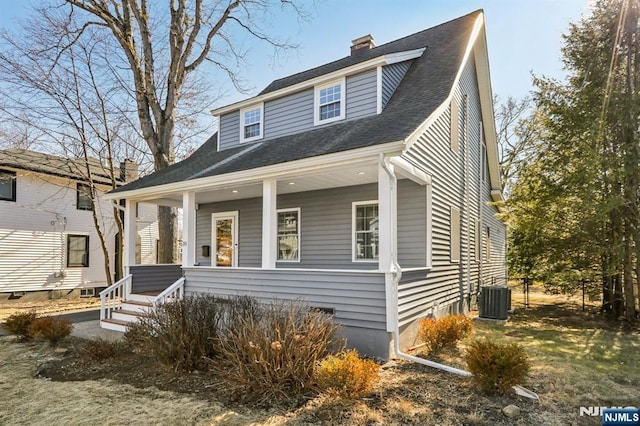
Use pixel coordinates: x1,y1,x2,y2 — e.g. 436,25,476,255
0,149,158,298
101,10,507,359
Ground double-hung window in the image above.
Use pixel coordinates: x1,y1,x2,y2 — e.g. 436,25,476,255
77,183,93,211
277,208,300,261
353,201,379,261
67,235,89,267
0,171,16,202
314,79,345,125
240,104,263,143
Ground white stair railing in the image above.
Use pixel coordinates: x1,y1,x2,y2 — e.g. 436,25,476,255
152,277,185,307
99,274,132,321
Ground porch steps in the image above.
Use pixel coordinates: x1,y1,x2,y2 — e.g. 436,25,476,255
100,293,156,332
100,318,130,332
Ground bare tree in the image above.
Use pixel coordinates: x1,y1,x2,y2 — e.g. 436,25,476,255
58,0,306,263
494,95,536,196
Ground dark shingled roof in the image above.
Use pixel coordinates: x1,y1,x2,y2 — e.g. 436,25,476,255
0,148,118,186
111,10,481,194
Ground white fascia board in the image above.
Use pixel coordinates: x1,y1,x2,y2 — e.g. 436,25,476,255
389,156,431,185
402,12,503,195
404,13,484,150
211,48,426,117
103,140,405,200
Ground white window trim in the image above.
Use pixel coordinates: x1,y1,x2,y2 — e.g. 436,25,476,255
314,78,346,126
352,200,379,263
239,103,264,143
426,183,433,268
276,207,301,263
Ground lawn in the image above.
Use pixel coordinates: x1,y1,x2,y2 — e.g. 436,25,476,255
0,284,638,425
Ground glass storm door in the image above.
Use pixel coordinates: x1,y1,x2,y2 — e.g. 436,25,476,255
212,212,238,267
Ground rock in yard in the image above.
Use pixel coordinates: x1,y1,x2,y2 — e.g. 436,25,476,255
502,404,521,418
54,347,69,355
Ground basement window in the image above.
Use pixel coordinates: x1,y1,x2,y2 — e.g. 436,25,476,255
0,170,16,202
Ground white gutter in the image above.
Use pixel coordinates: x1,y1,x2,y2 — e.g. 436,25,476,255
379,154,471,377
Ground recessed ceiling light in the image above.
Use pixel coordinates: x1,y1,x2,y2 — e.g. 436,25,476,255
357,171,366,175
232,190,238,193
288,182,295,185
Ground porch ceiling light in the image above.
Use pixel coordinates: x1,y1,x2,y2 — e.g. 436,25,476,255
232,189,239,193
288,182,295,185
357,171,366,175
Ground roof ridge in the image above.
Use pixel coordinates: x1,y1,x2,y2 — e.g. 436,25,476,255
260,9,482,94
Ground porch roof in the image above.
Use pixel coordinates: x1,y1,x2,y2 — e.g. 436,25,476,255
110,11,480,197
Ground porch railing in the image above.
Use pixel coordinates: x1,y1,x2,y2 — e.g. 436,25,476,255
99,274,132,321
153,276,185,307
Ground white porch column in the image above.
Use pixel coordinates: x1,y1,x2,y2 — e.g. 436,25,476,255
262,178,277,268
378,159,398,273
182,191,196,267
123,199,137,275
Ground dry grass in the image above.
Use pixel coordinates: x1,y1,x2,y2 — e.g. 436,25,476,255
0,298,99,321
1,283,638,425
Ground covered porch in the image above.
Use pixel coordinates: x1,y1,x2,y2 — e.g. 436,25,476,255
102,147,432,358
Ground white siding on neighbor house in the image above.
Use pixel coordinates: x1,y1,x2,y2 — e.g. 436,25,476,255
183,267,387,330
137,202,158,265
0,171,117,292
381,60,412,109
217,70,380,151
399,53,506,325
194,181,428,271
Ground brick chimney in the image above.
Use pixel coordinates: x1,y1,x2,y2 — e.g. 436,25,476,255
350,34,375,55
120,159,139,182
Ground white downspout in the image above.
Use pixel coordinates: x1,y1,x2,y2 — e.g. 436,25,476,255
380,154,471,377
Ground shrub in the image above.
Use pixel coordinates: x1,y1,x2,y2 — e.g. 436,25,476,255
464,338,531,394
417,314,473,353
213,300,341,405
3,311,38,340
29,316,73,346
81,338,127,362
124,294,260,372
315,350,380,399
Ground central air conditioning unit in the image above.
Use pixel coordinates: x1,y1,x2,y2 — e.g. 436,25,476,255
479,286,511,320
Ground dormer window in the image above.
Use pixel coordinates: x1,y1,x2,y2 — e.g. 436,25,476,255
314,78,345,126
240,103,263,143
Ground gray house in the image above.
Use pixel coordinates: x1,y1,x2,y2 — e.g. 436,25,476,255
102,10,507,359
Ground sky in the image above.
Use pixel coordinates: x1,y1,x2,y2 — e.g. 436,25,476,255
0,0,591,109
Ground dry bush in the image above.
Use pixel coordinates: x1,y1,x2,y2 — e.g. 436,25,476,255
3,311,37,340
417,314,473,353
213,300,341,405
28,317,73,346
124,294,253,371
464,338,531,394
315,349,380,399
81,338,128,362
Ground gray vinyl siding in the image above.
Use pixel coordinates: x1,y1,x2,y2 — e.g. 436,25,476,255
345,68,377,120
399,53,506,324
194,181,427,270
218,70,379,151
263,89,314,139
381,60,412,109
218,110,240,151
130,264,182,293
183,267,386,330
196,197,262,267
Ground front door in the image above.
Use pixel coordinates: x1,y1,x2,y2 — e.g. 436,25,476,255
212,211,238,267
